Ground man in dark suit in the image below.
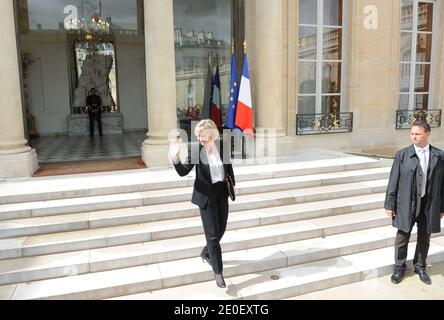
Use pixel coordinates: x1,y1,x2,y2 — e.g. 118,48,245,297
385,120,444,285
86,88,103,137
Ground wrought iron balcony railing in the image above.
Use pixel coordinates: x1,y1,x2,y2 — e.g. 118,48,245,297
296,112,353,135
396,109,442,129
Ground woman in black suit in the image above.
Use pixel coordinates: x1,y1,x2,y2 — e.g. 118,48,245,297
169,119,235,288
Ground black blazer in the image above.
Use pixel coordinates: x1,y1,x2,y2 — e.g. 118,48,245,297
174,140,235,209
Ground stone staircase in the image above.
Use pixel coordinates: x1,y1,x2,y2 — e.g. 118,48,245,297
0,154,443,300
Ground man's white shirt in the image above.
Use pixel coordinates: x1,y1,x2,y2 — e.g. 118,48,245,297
414,144,430,197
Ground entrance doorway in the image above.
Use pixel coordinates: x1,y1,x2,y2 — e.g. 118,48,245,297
17,0,148,167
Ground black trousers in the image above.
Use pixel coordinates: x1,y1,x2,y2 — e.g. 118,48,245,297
200,182,229,274
88,111,103,136
394,196,431,270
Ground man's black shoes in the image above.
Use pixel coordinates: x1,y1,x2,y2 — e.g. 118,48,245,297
415,269,432,285
391,267,432,285
391,267,406,284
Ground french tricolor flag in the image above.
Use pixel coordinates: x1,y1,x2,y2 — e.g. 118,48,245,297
210,66,222,129
235,54,254,137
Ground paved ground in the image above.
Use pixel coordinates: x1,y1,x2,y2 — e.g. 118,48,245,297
289,261,444,300
33,157,146,177
30,132,146,164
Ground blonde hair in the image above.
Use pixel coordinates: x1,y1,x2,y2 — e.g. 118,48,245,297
194,119,220,140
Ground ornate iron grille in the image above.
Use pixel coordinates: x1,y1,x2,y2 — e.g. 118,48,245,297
396,109,442,129
296,112,353,135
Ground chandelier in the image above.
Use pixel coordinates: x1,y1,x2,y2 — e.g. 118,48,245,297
66,11,115,52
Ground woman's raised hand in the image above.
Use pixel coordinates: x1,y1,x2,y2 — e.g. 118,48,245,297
169,136,181,163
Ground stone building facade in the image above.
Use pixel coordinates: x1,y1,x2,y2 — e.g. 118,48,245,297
0,0,443,178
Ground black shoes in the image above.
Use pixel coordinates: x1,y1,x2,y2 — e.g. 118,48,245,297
201,249,226,288
391,267,406,284
200,252,211,265
201,255,211,265
391,267,432,285
215,273,226,288
415,269,432,285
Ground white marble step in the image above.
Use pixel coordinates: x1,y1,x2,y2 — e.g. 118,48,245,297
0,193,144,222
5,234,444,300
0,193,385,255
90,180,388,229
0,156,392,205
0,210,394,285
230,238,444,300
0,179,388,239
140,167,390,205
0,166,390,221
111,236,444,300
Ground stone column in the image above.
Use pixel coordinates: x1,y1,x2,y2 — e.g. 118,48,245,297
254,0,293,157
432,0,444,146
142,0,177,166
0,1,38,179
346,0,402,150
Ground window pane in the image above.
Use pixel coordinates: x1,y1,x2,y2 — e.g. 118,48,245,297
322,95,341,114
299,26,317,60
323,28,342,60
323,0,342,26
400,32,412,62
26,0,140,34
299,0,317,25
418,2,433,32
415,64,431,93
399,64,410,92
173,0,232,121
322,62,341,94
299,62,317,94
398,94,410,110
414,93,429,110
416,33,432,62
298,96,316,114
401,0,413,31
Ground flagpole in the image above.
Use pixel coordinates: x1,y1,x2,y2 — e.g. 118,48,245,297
81,0,85,22
215,53,222,129
208,51,213,119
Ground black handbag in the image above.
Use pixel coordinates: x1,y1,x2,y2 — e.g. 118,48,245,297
225,175,235,201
